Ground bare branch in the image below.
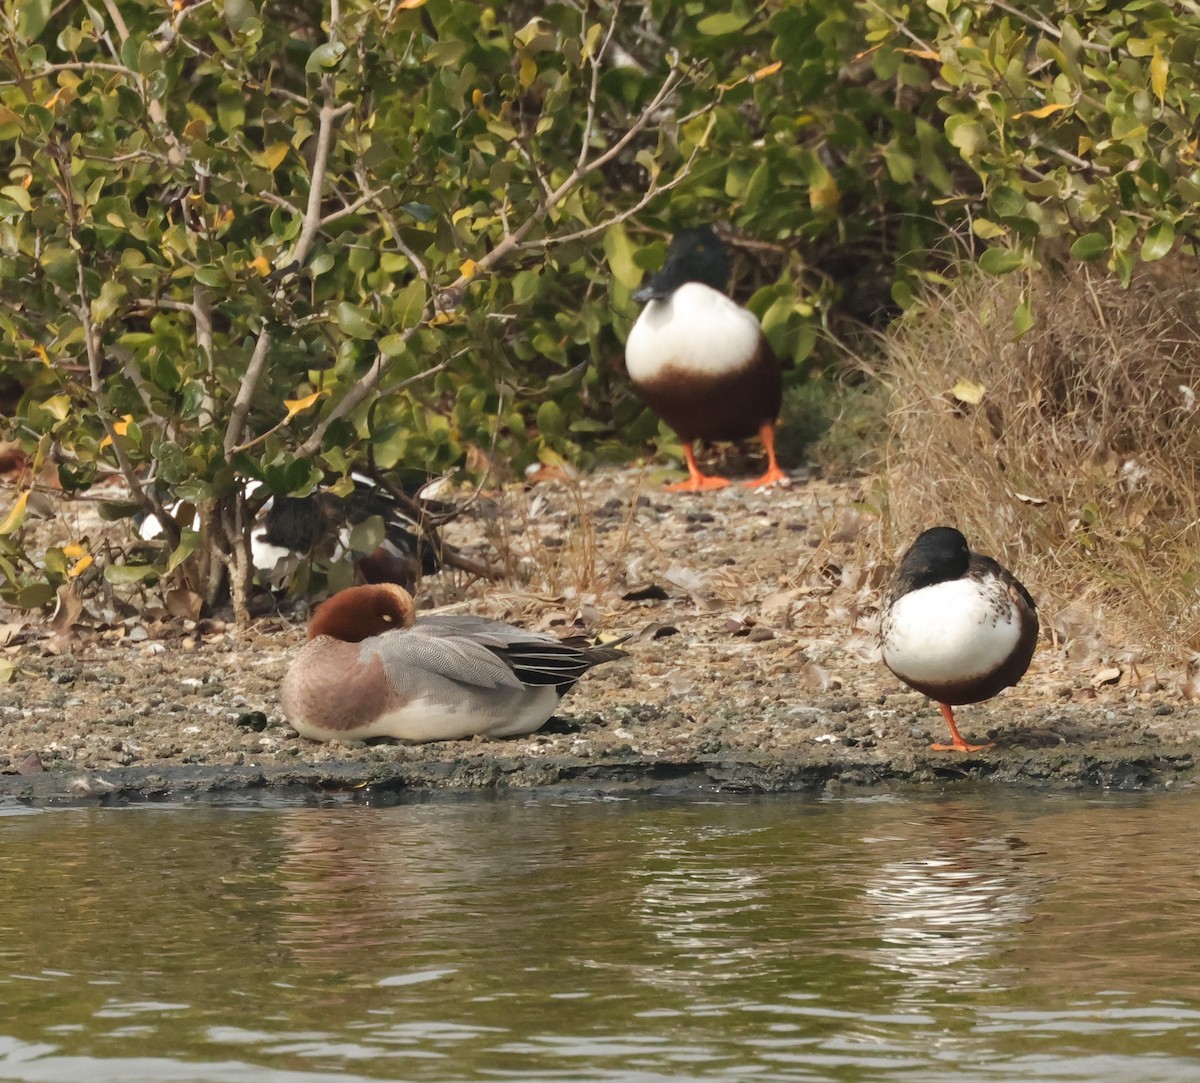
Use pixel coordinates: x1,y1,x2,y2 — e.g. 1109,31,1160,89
222,329,273,457
577,2,622,170
224,26,351,456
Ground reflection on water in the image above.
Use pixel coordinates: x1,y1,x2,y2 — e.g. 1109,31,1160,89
1,786,1200,1081
860,811,1041,993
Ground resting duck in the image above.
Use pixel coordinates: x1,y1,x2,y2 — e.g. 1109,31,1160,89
281,583,627,743
880,526,1038,753
140,473,446,591
625,225,787,491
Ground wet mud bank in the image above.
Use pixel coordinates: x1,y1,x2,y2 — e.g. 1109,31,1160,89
3,724,1198,805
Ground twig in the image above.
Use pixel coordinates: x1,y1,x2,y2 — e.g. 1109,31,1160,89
224,82,350,455
577,3,622,170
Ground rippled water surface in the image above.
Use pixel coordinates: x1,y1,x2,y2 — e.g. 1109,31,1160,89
2,785,1200,1081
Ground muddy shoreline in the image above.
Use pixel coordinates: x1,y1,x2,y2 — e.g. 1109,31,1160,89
3,467,1197,804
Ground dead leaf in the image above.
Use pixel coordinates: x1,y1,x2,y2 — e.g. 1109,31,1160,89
951,378,986,405
165,589,204,623
49,581,84,635
16,751,44,775
1091,665,1121,688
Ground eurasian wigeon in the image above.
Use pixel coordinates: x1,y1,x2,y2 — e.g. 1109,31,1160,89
281,583,627,743
625,225,788,492
880,526,1039,752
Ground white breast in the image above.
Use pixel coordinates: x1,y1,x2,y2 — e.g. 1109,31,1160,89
881,578,1020,686
625,282,762,382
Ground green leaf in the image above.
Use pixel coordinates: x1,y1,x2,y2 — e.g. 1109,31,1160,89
972,218,1008,240
945,115,987,157
392,278,427,330
98,500,148,522
0,185,31,213
166,528,201,574
306,41,346,73
536,400,565,439
603,223,640,289
979,247,1024,275
347,515,385,553
336,302,377,339
1141,221,1175,261
1012,297,1034,337
1070,232,1109,260
18,0,51,41
696,12,751,35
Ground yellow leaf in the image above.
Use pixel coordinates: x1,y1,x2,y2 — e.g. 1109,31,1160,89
45,88,62,110
1013,102,1070,119
1152,45,1168,102
951,378,986,405
851,44,882,63
68,554,93,578
750,61,783,81
32,344,50,367
519,54,537,88
248,255,271,277
62,543,88,559
284,389,329,420
259,143,288,171
809,175,840,212
398,0,428,7
460,258,478,279
39,393,71,422
100,414,133,449
0,491,29,535
897,47,939,60
183,117,208,141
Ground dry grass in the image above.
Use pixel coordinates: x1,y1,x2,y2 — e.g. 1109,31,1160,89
479,471,646,601
880,256,1200,663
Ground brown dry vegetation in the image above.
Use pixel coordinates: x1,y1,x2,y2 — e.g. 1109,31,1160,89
879,257,1200,673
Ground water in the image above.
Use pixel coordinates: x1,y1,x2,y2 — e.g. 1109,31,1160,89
1,786,1199,1082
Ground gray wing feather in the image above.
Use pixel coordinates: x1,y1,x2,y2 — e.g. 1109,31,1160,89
364,627,525,692
366,616,621,692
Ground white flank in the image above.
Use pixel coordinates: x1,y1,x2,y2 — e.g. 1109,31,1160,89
290,686,561,744
625,282,762,382
882,578,1020,685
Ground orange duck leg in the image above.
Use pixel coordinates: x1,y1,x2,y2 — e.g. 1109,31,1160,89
743,422,788,489
930,702,995,753
665,443,731,492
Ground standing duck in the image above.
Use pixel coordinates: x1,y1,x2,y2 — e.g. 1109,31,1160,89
880,527,1038,752
625,226,787,491
281,584,627,743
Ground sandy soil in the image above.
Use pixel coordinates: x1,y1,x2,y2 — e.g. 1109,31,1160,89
2,463,1197,803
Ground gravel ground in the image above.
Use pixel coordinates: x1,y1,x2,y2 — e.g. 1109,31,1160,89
2,463,1197,803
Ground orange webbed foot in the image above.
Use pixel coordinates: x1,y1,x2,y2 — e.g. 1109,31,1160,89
742,465,789,489
930,739,996,753
665,475,731,492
